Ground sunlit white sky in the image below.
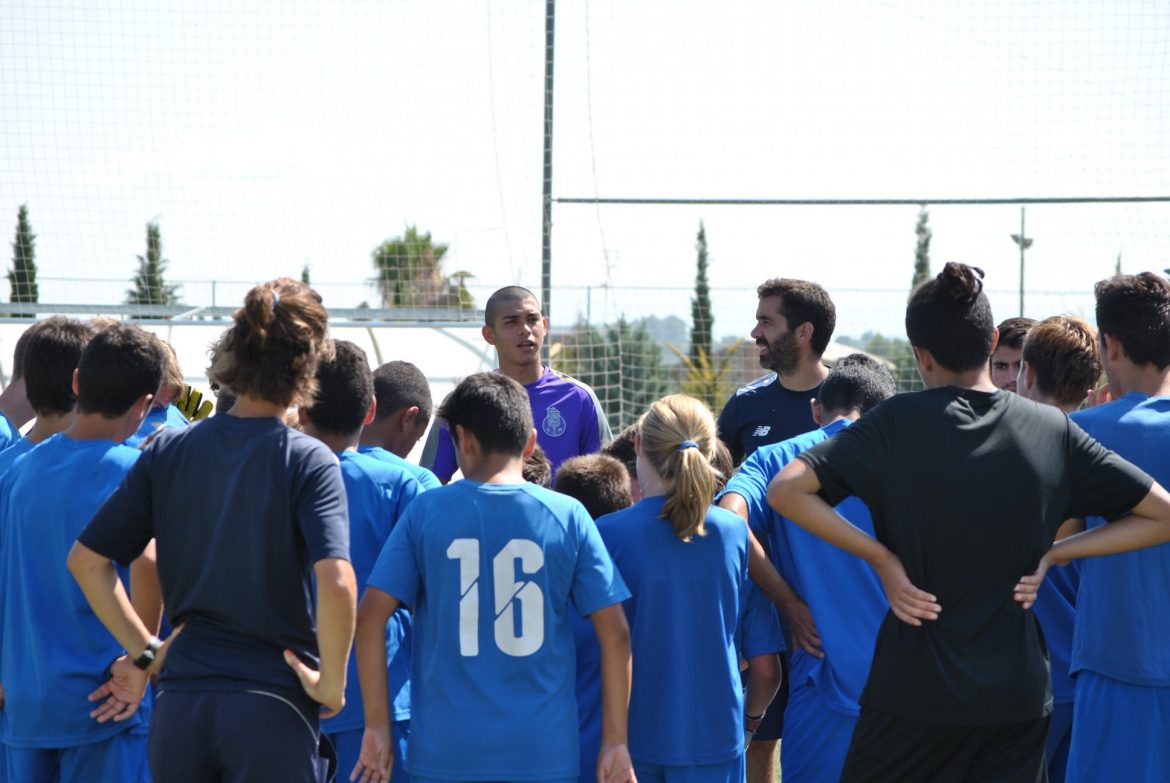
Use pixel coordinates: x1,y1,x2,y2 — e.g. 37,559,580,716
1,0,1167,339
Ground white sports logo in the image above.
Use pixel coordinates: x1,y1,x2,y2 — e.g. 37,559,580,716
752,425,771,437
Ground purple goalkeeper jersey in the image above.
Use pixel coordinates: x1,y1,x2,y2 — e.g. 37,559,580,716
430,366,611,482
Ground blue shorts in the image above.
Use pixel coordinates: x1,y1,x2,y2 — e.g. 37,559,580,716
5,730,148,783
1045,701,1072,783
633,755,744,783
1067,672,1170,783
329,720,410,783
149,689,332,783
780,679,857,783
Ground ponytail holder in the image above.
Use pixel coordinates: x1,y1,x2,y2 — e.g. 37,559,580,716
679,439,698,451
271,290,280,306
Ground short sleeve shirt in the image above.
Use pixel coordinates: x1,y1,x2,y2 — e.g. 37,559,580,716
368,480,628,780
798,388,1151,724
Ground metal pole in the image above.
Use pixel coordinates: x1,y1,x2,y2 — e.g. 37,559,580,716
1018,207,1025,317
540,0,555,363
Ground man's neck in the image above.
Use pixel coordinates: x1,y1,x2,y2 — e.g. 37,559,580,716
26,412,74,444
779,358,830,392
923,365,998,392
499,361,543,386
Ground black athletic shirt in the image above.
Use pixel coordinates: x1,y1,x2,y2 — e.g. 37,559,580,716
717,373,822,466
799,387,1151,725
79,414,350,719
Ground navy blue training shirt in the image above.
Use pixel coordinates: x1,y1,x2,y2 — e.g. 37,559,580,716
79,413,350,716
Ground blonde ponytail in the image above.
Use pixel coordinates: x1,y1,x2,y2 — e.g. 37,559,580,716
638,395,718,542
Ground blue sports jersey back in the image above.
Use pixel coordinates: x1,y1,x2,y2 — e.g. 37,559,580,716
368,480,627,780
0,435,144,747
323,450,422,734
1071,394,1170,685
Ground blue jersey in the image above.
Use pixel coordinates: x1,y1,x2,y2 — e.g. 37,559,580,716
722,419,886,716
124,403,188,448
1031,560,1080,705
0,434,144,747
358,443,441,490
0,437,33,480
1071,394,1170,686
597,498,748,766
430,367,611,482
736,578,785,662
323,451,422,734
0,411,19,452
368,480,628,780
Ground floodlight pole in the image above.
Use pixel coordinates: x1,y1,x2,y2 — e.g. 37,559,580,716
540,0,555,363
1011,207,1033,317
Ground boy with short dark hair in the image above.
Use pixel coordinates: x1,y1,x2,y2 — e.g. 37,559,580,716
990,316,1037,392
1015,314,1102,783
352,372,633,783
553,452,634,783
1063,273,1170,782
555,453,633,520
427,286,611,483
0,324,164,782
300,340,423,782
719,353,895,783
0,328,35,451
0,316,94,476
360,361,441,490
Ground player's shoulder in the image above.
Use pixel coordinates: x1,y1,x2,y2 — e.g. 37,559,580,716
707,503,748,539
733,372,779,397
544,366,601,399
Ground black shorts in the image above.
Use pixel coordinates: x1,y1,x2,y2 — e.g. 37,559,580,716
839,706,1049,783
149,690,335,783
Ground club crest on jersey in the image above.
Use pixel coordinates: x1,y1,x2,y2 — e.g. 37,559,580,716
543,405,567,437
752,425,771,438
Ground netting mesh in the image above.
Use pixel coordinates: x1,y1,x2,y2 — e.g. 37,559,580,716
2,1,1167,427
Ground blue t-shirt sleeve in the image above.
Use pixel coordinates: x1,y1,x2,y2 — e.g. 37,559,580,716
77,447,155,566
295,449,351,564
432,425,457,483
368,505,422,607
722,451,774,535
1063,419,1153,521
570,509,630,617
739,579,785,660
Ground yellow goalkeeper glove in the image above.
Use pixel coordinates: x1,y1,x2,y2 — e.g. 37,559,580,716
176,384,214,422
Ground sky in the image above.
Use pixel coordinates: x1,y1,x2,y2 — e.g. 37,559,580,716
1,0,1168,341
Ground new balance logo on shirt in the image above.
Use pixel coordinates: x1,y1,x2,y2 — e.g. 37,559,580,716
752,426,771,438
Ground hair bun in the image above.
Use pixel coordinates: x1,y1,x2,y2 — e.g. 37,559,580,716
938,262,985,302
241,284,279,340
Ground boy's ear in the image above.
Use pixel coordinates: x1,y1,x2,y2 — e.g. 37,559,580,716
521,428,537,459
810,398,824,426
72,368,80,396
481,325,497,346
130,392,154,425
988,326,1000,355
399,405,422,432
297,407,312,428
453,423,476,456
362,398,377,427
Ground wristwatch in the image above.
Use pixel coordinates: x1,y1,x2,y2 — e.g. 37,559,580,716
132,636,163,670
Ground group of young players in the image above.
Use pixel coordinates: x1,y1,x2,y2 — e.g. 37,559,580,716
0,268,1168,783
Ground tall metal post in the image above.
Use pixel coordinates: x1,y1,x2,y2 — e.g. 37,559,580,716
1018,207,1025,316
1011,207,1032,317
540,0,555,363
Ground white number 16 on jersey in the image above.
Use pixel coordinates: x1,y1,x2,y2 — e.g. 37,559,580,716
446,538,546,657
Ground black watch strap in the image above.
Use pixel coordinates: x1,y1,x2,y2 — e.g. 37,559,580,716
132,636,162,670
